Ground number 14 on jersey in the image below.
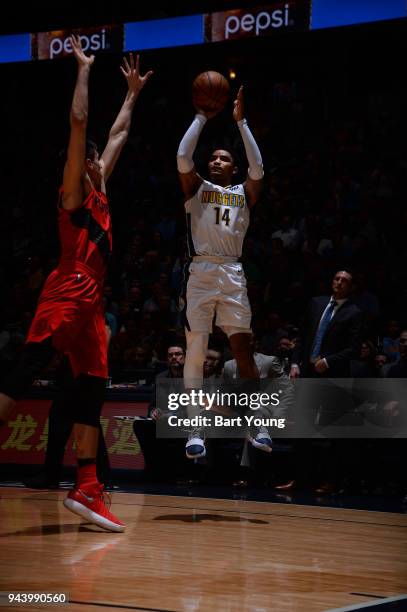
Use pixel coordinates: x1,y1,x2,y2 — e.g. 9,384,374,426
214,206,231,226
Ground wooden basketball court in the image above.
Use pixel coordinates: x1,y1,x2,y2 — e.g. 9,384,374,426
0,488,406,611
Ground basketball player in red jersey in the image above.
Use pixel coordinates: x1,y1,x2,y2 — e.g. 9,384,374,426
0,36,152,532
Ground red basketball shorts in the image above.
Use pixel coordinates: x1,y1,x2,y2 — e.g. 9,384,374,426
27,268,108,379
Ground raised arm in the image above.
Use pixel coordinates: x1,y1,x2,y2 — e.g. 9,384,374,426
233,86,264,208
101,54,153,183
62,35,94,211
177,114,206,199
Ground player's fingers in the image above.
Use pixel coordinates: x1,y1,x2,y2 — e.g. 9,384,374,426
123,56,130,73
135,54,140,73
142,70,154,83
129,53,134,70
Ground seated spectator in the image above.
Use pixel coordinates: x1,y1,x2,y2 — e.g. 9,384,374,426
143,282,164,313
120,344,155,383
203,347,223,381
381,329,407,378
103,296,118,337
374,352,389,375
350,340,377,377
271,215,300,251
147,344,186,417
128,285,144,316
103,286,119,317
223,333,286,380
275,335,296,375
133,344,187,482
381,319,401,363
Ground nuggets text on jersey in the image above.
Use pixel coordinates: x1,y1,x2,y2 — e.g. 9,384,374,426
201,190,245,208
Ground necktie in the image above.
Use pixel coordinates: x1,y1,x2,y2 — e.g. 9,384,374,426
311,300,337,361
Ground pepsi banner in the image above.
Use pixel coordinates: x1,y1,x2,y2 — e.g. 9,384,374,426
0,2,406,64
31,24,124,60
204,1,311,42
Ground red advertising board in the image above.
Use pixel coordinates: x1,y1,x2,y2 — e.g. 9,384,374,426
0,399,148,470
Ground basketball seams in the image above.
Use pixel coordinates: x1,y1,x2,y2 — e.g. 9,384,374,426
213,78,229,108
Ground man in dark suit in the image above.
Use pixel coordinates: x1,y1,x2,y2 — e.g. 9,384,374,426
291,270,363,379
289,270,363,493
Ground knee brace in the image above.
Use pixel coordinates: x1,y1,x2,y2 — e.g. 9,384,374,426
71,374,106,427
184,331,209,390
0,339,55,401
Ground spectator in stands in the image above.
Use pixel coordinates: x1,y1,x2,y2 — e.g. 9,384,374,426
148,344,185,419
224,333,285,380
374,352,389,374
127,286,144,316
133,344,186,481
275,335,296,375
103,296,118,337
350,340,377,378
203,347,223,380
120,344,155,383
381,329,407,378
381,319,401,364
271,214,300,251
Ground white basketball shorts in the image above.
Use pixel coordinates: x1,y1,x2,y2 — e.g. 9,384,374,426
185,260,252,334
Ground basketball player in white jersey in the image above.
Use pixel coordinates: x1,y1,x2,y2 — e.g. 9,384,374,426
177,86,272,458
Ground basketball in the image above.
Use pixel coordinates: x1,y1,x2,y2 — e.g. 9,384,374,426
192,71,230,114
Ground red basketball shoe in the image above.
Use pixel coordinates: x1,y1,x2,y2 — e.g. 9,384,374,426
63,483,125,532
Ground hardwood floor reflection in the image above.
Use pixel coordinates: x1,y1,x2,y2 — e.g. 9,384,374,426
1,488,406,611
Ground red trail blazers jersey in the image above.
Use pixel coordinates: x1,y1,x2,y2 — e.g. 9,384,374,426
27,188,112,378
58,187,112,280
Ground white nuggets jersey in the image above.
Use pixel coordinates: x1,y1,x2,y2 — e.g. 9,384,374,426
185,180,250,258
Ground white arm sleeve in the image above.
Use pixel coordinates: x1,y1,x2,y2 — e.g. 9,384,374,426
237,118,264,180
177,113,207,173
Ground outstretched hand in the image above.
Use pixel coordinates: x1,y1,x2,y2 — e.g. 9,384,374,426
233,85,244,122
70,34,95,67
120,53,153,95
